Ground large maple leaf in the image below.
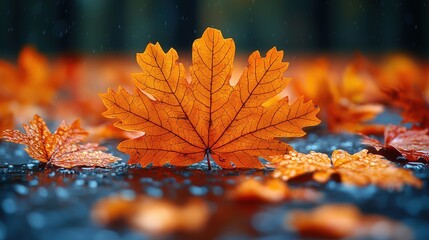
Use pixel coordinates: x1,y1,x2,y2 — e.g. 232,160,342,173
362,125,429,162
100,28,320,169
271,149,421,190
2,115,120,168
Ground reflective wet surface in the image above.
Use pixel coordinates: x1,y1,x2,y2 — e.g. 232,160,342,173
1,131,428,239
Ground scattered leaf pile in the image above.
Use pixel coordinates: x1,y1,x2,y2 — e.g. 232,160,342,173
101,27,320,169
0,26,427,239
92,195,210,235
271,149,422,189
1,115,120,168
228,178,321,203
286,204,413,239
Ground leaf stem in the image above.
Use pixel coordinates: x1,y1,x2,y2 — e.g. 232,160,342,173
205,149,212,170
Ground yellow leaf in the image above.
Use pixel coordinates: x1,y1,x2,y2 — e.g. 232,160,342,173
271,149,421,190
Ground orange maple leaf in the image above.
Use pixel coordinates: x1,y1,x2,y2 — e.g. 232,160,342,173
362,125,429,162
271,149,421,190
287,204,413,239
1,115,120,168
100,28,320,169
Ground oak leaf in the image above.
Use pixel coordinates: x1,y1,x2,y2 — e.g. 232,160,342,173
286,204,413,239
1,115,120,168
100,28,320,169
228,178,321,203
271,149,421,190
362,125,429,162
92,195,210,235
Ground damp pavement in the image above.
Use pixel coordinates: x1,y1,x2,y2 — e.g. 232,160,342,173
0,130,428,240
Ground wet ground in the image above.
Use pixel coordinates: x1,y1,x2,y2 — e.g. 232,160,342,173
1,126,429,239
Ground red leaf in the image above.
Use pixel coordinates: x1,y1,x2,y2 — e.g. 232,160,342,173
362,125,429,162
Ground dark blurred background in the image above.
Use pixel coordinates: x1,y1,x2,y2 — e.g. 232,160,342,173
0,0,428,57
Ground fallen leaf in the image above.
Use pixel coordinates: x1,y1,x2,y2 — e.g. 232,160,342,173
362,125,429,162
48,56,138,126
0,46,59,106
271,149,422,190
383,87,429,129
228,178,321,203
371,55,429,128
326,99,384,135
0,111,14,138
92,195,210,235
1,114,120,168
0,46,67,124
100,27,320,169
86,123,142,141
286,204,413,239
290,58,383,134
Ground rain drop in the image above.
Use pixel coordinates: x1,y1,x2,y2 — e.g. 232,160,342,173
145,186,163,198
189,186,208,196
27,212,46,229
2,198,17,214
14,185,29,195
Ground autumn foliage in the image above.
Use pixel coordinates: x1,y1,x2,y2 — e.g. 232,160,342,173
2,115,120,168
290,58,384,134
0,25,427,240
271,149,422,189
228,178,321,203
101,28,320,169
92,195,210,235
374,55,429,129
362,125,429,162
287,204,413,239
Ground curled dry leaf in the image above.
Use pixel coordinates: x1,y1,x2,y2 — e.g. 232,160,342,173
1,115,120,168
100,27,320,169
92,195,210,235
271,149,422,190
362,125,429,162
228,178,321,203
286,204,413,239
